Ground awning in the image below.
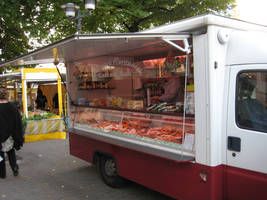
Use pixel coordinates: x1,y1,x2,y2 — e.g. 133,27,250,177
0,72,21,81
0,33,191,68
0,70,66,83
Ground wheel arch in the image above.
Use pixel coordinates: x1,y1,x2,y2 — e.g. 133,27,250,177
93,150,119,172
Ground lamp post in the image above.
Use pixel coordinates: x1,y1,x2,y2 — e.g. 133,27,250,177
0,49,3,62
61,0,100,34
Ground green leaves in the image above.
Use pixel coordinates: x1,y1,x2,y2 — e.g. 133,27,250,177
92,0,235,32
25,112,56,121
0,0,235,70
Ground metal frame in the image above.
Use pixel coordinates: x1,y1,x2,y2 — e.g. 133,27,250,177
0,33,191,68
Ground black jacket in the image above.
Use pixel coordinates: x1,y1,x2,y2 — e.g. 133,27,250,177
0,102,24,150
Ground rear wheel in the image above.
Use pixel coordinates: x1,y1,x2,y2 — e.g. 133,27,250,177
98,156,126,188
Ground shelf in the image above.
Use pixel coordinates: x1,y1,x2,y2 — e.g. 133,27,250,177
78,79,112,83
75,109,194,127
78,87,115,90
71,102,194,118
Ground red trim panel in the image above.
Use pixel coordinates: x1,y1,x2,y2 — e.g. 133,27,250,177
69,132,226,200
69,132,267,200
69,132,267,199
225,165,267,200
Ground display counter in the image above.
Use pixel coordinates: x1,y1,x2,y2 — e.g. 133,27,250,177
68,51,195,159
24,117,66,142
23,111,66,142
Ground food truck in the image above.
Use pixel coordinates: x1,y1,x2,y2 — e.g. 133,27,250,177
0,14,267,199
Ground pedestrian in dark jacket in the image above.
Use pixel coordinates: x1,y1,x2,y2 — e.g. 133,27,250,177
0,89,24,178
35,88,47,110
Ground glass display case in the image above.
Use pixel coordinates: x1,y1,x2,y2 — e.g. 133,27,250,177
68,47,195,154
72,106,194,148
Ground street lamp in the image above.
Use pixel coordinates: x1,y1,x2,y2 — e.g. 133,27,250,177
0,49,3,62
61,3,80,18
84,0,96,10
61,0,100,34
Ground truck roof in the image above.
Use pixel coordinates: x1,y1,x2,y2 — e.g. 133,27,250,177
142,14,267,66
142,14,267,34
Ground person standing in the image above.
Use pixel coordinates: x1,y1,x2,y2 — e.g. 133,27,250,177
0,89,24,178
35,88,47,110
53,93,59,109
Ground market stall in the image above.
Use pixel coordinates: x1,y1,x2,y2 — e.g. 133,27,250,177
0,67,66,142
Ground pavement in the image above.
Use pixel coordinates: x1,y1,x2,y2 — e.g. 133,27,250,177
0,135,173,200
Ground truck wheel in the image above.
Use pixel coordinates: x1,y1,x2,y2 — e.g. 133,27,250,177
99,156,126,188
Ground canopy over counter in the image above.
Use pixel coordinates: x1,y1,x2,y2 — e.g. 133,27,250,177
0,33,191,68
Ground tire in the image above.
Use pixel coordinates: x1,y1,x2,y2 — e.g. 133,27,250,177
98,156,126,188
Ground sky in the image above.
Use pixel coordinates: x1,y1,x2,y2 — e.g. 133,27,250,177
235,0,267,25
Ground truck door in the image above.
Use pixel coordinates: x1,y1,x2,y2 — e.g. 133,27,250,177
226,65,267,199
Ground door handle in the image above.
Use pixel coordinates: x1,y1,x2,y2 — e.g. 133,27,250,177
227,136,241,152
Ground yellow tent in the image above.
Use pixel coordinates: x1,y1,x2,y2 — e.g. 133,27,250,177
0,67,66,142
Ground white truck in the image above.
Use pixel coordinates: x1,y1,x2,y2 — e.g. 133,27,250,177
1,14,267,200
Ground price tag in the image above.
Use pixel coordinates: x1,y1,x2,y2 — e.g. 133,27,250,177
183,133,195,151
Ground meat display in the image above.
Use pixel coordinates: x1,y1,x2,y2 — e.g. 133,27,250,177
74,109,194,145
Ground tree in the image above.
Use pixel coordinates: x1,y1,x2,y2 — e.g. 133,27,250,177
0,0,71,63
87,0,236,32
0,0,236,66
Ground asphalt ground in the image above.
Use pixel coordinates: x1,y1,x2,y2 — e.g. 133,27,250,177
0,135,174,200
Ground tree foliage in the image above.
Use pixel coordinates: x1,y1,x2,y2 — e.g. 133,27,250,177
89,0,236,32
0,0,236,64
